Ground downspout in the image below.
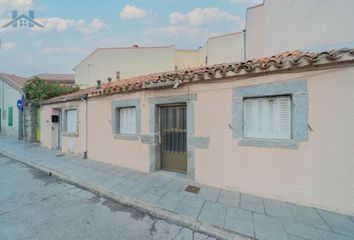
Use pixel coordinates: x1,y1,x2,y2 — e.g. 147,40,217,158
83,94,88,159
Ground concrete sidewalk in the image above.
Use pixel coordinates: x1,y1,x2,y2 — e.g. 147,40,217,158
0,137,353,240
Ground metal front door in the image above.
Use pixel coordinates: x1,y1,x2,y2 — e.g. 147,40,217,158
160,105,187,173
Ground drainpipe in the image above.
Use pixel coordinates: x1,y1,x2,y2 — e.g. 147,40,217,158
83,94,88,159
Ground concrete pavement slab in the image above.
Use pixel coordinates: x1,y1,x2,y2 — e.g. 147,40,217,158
240,193,266,214
283,220,321,240
224,206,254,238
159,191,185,211
174,196,205,219
217,190,240,208
254,213,288,240
318,229,354,240
197,186,220,202
198,201,227,228
316,209,354,237
287,203,331,231
264,198,295,221
288,235,309,240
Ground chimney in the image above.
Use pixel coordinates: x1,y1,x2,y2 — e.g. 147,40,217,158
96,80,101,89
12,10,18,27
116,71,120,80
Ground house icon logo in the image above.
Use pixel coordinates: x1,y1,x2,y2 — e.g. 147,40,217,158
2,10,44,28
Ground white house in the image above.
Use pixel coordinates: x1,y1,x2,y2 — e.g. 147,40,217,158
74,33,245,88
245,0,354,59
0,73,27,138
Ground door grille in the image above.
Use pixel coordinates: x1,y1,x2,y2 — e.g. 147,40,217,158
161,106,186,154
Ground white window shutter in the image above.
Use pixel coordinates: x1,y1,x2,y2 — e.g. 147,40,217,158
277,96,291,139
256,98,266,137
66,110,78,133
244,99,256,138
267,98,276,137
119,107,136,134
243,96,291,140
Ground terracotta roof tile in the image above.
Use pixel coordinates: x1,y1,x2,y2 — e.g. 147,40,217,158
42,48,354,104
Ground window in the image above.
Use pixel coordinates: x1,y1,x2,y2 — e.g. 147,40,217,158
8,107,13,127
65,109,78,133
243,96,291,139
118,107,136,134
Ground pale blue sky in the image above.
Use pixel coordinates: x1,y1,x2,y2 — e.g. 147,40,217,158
0,0,262,76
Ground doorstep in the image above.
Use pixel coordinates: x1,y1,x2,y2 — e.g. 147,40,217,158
0,137,353,240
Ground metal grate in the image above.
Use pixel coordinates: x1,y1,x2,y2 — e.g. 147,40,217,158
161,106,187,154
184,185,200,194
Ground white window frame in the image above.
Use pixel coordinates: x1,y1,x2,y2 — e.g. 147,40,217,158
233,80,308,149
111,99,141,141
117,107,137,135
65,109,78,134
243,96,291,140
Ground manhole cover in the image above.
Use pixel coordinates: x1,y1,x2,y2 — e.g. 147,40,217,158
185,185,200,194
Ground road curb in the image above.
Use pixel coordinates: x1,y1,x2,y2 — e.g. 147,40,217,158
0,150,252,240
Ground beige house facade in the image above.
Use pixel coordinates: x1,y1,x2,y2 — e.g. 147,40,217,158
41,49,354,215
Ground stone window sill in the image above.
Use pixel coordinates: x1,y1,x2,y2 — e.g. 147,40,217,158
114,134,139,141
239,138,299,149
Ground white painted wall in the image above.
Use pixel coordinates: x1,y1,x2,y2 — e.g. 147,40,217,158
175,50,201,70
246,0,354,59
74,46,177,88
0,79,22,138
205,32,245,65
75,35,246,88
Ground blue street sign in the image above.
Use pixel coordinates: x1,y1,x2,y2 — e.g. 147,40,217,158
17,99,23,111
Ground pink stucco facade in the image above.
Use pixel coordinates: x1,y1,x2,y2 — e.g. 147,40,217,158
41,65,354,215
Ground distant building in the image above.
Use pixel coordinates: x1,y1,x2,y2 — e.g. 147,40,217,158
74,33,245,88
199,32,245,66
0,73,27,138
245,0,354,59
31,73,75,86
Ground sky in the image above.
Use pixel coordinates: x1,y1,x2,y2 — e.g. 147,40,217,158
0,0,262,77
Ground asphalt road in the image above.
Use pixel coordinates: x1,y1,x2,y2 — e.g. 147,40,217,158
0,154,215,240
